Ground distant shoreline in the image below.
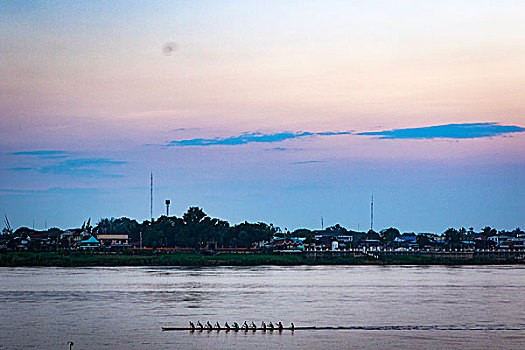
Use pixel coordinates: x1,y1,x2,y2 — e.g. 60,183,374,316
1,252,524,267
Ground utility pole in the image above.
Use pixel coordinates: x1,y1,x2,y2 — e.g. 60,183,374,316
321,216,324,230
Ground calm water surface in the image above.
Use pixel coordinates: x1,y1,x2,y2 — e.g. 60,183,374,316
1,265,524,349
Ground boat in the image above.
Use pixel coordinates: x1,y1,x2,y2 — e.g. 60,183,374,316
162,326,333,331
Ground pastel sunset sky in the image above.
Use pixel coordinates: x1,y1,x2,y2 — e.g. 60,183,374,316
1,1,524,232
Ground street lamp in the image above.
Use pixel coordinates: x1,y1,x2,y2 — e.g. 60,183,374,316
165,199,171,217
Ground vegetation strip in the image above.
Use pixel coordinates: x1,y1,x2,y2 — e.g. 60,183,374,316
0,252,523,267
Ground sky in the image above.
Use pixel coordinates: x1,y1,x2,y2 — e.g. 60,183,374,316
1,0,524,233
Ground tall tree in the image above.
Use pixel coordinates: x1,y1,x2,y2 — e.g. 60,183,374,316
444,228,461,249
380,227,400,246
327,224,347,233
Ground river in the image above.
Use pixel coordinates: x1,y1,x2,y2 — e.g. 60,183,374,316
1,265,524,349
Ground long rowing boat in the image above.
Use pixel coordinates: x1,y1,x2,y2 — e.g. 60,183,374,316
162,324,519,331
162,326,346,331
162,326,310,331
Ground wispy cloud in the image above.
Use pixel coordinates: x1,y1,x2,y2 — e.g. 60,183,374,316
171,127,201,133
12,150,69,156
12,150,72,159
10,167,33,171
164,122,523,148
357,122,525,140
291,160,324,165
40,158,126,177
316,131,354,136
167,131,351,147
0,187,101,196
54,158,125,168
8,153,126,178
266,147,304,152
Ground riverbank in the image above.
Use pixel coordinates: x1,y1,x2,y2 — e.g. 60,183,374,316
1,251,523,267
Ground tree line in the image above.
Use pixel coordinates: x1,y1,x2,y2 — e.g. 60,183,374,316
91,207,278,249
2,206,523,250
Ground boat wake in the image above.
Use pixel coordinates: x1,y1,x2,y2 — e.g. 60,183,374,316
162,323,525,332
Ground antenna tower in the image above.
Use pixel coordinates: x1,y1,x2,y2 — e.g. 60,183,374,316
150,172,153,222
370,195,374,231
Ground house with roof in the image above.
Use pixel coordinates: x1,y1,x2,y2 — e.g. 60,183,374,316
460,240,477,250
96,233,129,250
488,233,514,248
357,239,383,250
335,235,353,250
7,236,29,251
500,233,525,249
394,234,417,249
28,233,54,252
270,237,304,250
61,229,89,248
315,235,335,250
77,236,100,250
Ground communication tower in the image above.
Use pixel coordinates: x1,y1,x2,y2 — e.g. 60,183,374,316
150,172,153,222
370,195,374,231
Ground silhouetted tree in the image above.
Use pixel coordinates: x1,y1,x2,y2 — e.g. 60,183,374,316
292,229,312,237
230,222,275,248
444,228,461,249
417,235,433,249
367,229,380,240
326,224,347,233
380,227,400,246
481,226,497,240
